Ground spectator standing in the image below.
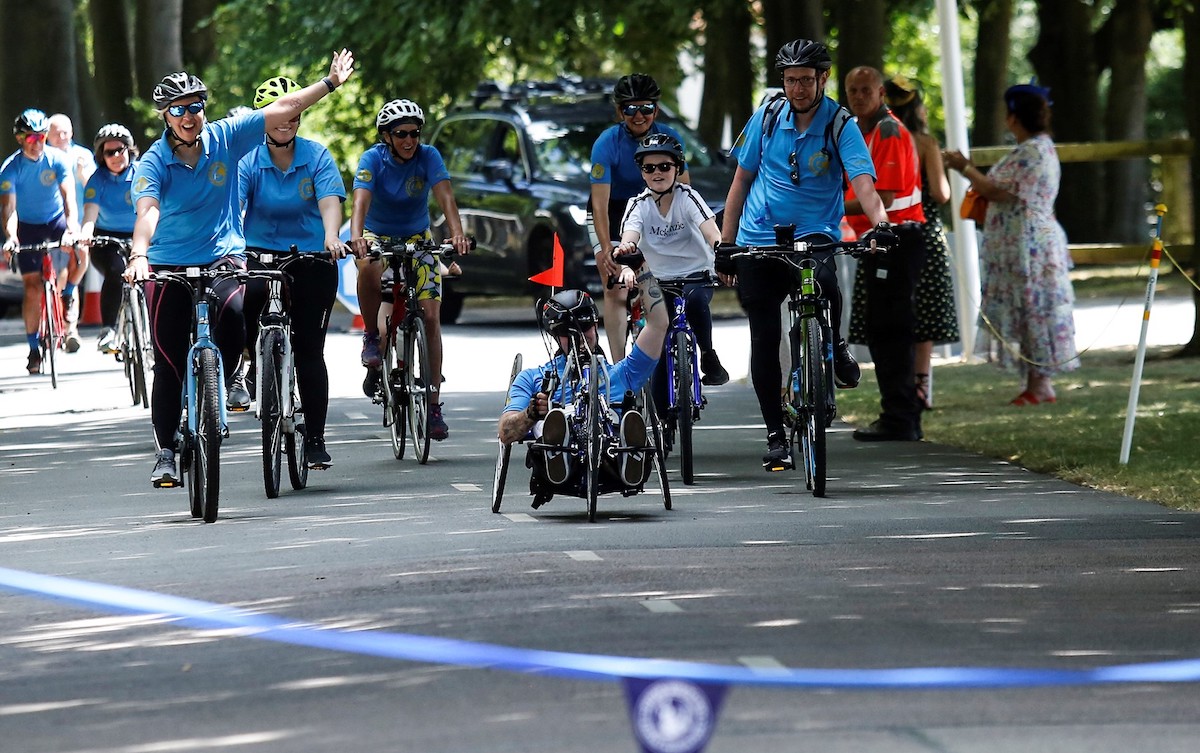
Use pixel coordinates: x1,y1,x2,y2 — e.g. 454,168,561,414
47,113,95,351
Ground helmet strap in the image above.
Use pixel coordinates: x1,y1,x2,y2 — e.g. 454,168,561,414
165,121,201,152
791,86,825,115
266,133,296,149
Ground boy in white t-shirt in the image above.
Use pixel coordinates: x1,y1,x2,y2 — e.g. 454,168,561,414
614,133,728,385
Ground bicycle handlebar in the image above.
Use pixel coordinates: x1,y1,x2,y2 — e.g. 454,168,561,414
8,241,62,254
247,247,335,264
366,236,476,262
88,235,133,250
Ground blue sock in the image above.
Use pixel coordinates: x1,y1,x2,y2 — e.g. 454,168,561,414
63,282,77,297
27,333,39,351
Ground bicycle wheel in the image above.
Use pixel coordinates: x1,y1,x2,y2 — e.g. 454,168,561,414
673,331,696,486
129,287,152,408
286,414,309,490
194,348,223,522
41,281,58,389
643,388,672,510
798,316,827,497
585,354,602,522
382,328,407,460
492,354,523,513
406,315,433,464
259,330,284,499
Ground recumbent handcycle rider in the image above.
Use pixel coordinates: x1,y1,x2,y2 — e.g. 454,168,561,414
498,247,669,507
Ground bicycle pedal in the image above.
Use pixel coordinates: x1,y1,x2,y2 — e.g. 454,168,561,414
152,479,180,489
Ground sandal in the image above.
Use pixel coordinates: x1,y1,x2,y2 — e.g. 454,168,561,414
1010,390,1057,406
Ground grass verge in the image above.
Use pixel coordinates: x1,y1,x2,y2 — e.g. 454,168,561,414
837,345,1200,511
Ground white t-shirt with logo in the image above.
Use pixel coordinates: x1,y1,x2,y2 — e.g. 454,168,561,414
619,183,715,280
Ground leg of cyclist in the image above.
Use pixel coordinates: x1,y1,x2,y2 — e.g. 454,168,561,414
91,239,126,351
61,245,87,352
683,281,727,386
289,258,338,465
808,239,859,389
147,275,194,484
209,259,248,407
414,253,449,441
354,255,384,368
18,265,43,374
736,257,792,470
238,252,271,407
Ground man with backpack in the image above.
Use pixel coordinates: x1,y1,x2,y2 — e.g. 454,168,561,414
719,38,891,472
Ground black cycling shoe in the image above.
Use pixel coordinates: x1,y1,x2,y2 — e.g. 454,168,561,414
833,339,860,389
762,431,793,472
362,368,381,399
307,437,333,469
700,350,730,386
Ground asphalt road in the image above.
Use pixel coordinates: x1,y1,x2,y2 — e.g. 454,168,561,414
1,319,1199,753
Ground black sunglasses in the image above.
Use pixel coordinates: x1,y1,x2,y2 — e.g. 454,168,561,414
167,101,206,117
389,128,421,139
103,146,128,158
622,103,657,117
640,162,675,174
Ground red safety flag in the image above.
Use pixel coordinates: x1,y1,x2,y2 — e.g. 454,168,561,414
528,233,565,287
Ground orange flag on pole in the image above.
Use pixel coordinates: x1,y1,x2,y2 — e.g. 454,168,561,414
528,233,565,287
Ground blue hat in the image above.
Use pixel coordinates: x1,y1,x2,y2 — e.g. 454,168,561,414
1005,78,1053,110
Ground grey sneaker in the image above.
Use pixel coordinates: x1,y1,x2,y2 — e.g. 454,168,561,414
762,431,793,472
226,372,251,412
64,329,81,353
96,327,117,354
619,410,648,487
151,449,179,488
542,408,570,485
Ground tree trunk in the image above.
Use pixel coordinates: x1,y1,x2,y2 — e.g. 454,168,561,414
1030,0,1104,242
1177,2,1200,357
89,0,139,130
182,0,221,70
0,0,80,123
699,0,753,151
1099,0,1154,244
833,0,888,99
135,0,183,98
761,0,824,91
972,0,1013,147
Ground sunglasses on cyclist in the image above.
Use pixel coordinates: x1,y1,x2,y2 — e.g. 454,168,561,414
621,103,657,117
640,161,675,174
388,128,421,140
103,146,128,158
167,101,206,117
21,132,46,144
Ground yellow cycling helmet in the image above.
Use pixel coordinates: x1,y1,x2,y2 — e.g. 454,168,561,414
253,76,302,109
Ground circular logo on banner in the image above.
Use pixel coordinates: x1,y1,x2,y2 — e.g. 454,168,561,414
633,679,713,753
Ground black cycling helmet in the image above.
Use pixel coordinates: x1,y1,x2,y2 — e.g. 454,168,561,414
541,290,599,337
152,71,208,109
13,108,49,135
775,39,833,71
612,73,661,104
634,133,684,165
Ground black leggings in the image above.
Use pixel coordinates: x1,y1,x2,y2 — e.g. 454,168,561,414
148,259,246,450
91,231,132,328
736,236,841,437
243,254,338,440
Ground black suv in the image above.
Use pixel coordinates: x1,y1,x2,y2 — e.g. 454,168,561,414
426,78,734,322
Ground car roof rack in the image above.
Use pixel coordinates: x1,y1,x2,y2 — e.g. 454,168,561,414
465,76,615,110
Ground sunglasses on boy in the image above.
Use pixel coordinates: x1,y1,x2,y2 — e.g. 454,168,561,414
622,103,657,117
167,101,206,117
640,161,676,174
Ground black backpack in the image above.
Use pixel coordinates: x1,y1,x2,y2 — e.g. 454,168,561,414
760,93,854,187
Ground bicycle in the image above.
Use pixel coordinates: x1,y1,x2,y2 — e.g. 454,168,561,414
723,230,883,497
93,235,153,408
145,266,244,523
245,248,333,499
10,241,66,388
365,237,472,465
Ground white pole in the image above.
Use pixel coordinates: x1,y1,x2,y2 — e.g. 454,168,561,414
1119,205,1168,464
936,0,982,362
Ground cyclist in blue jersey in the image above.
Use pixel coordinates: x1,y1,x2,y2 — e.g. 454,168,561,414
1,108,79,375
720,39,891,471
498,249,668,496
239,75,349,469
79,123,139,353
589,73,689,359
348,98,473,442
124,48,355,487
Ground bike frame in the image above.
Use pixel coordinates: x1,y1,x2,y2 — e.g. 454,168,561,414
786,259,836,425
253,258,296,433
659,282,705,420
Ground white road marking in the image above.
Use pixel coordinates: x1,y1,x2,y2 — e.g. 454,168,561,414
565,550,601,561
641,599,683,613
738,656,789,672
502,513,537,523
452,483,482,492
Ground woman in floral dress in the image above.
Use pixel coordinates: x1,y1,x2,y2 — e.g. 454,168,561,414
944,82,1078,405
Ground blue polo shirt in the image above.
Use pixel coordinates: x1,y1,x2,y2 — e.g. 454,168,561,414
352,143,448,238
84,166,136,233
239,136,346,251
132,111,265,265
0,148,71,224
503,345,658,415
589,122,687,201
730,97,875,244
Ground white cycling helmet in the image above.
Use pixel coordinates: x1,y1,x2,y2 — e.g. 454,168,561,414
377,99,424,131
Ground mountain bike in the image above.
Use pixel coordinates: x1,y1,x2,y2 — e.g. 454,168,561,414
146,266,243,523
245,249,334,498
94,235,152,408
11,241,66,388
366,237,472,464
723,232,883,497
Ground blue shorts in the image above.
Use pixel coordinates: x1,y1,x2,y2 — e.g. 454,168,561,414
15,217,70,275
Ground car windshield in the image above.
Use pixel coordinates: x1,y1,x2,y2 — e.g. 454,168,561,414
526,115,720,180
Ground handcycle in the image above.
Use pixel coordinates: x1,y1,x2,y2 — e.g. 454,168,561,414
145,265,245,523
92,235,153,408
365,237,473,464
722,228,886,497
245,247,334,499
10,241,67,388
